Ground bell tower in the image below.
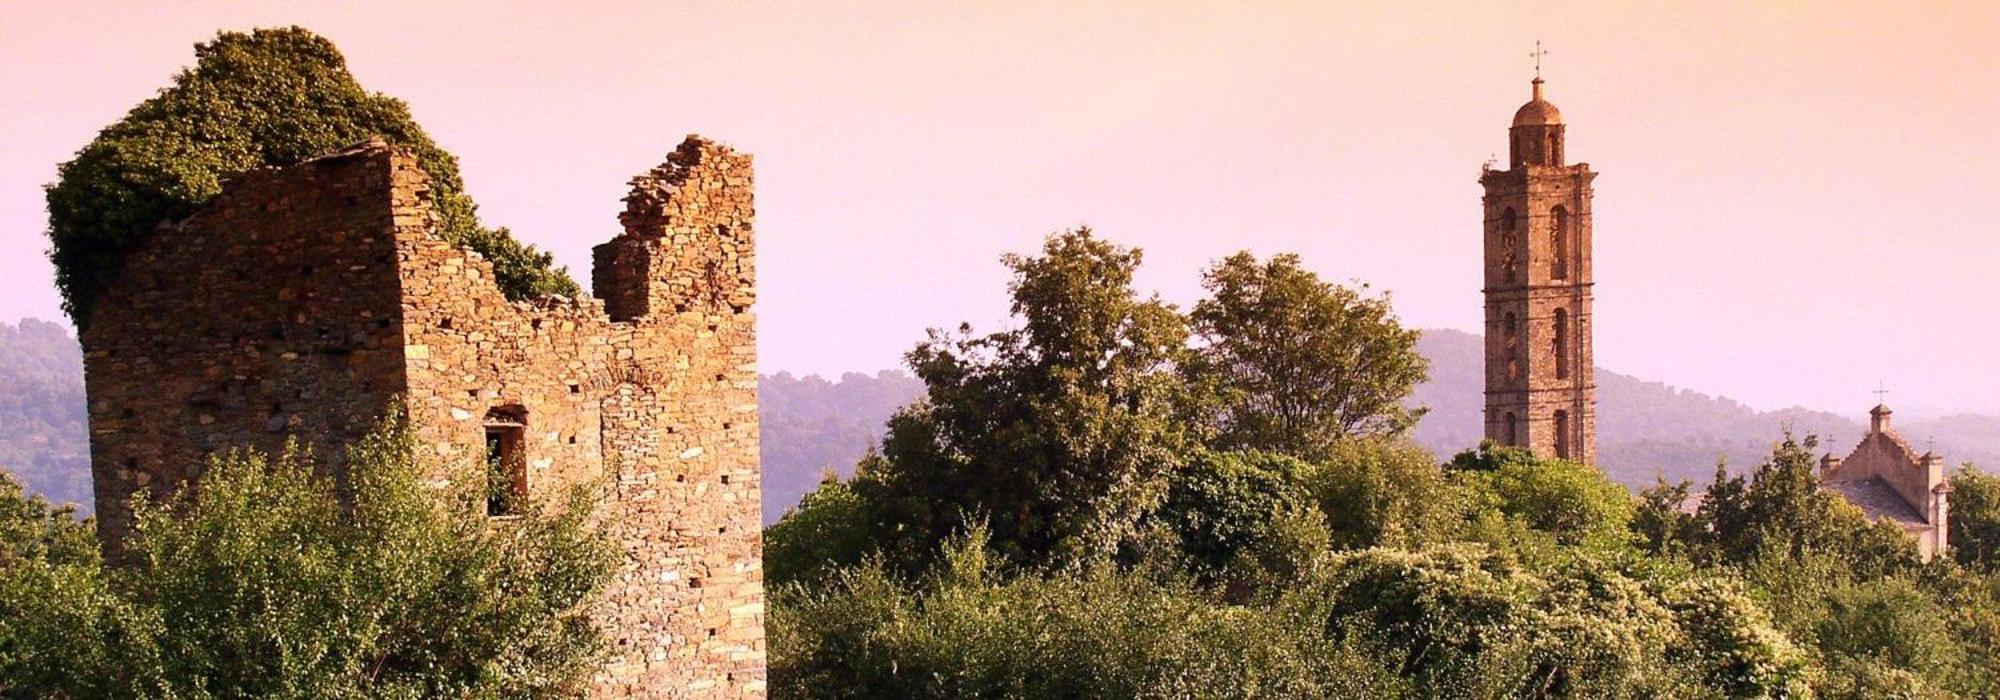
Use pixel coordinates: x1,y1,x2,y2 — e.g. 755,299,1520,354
1481,75,1596,463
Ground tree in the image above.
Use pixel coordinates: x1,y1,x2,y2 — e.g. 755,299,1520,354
1187,252,1427,459
0,469,94,569
1697,435,1915,577
1448,443,1636,552
1633,477,1702,556
1815,578,1959,679
1311,439,1466,551
45,27,576,327
855,229,1192,566
764,471,877,588
1153,450,1327,591
1948,465,2000,569
0,421,614,698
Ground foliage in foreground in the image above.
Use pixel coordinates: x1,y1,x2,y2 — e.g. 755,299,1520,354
769,228,2000,699
45,27,576,326
0,422,614,698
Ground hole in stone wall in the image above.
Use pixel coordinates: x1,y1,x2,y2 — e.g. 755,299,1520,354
299,265,315,277
484,407,529,517
439,318,453,330
1554,410,1571,459
569,384,581,394
121,408,135,419
531,319,543,331
675,474,686,483
720,474,730,484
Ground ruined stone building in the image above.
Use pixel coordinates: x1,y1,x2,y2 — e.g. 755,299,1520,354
1821,404,1951,560
1482,76,1597,463
79,135,764,697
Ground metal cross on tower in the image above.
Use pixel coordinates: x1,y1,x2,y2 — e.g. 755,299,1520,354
1531,40,1549,79
1875,381,1890,405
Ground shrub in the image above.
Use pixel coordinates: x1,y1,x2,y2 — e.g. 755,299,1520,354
1312,439,1465,550
0,420,613,698
769,528,1403,700
45,27,576,326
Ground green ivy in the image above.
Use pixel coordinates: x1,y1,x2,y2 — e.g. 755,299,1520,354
45,27,578,327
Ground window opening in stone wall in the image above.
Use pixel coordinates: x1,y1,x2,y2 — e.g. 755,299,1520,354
1554,409,1571,459
1551,206,1569,279
1548,130,1561,164
1505,412,1518,446
1504,311,1520,382
1500,208,1520,283
1553,307,1569,380
485,407,528,517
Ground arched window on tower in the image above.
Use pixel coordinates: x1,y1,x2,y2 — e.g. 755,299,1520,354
1504,412,1518,446
1500,208,1520,284
1554,409,1570,459
1550,206,1569,280
1504,311,1520,381
1548,130,1562,165
1553,307,1569,380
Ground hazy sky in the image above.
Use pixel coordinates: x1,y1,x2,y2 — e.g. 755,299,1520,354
3,2,1998,415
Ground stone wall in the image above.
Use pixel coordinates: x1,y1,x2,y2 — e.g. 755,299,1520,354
1480,162,1598,464
588,138,764,697
82,144,413,547
1822,405,1949,560
81,136,764,697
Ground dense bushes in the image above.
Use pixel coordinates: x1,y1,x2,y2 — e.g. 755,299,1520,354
767,229,2000,698
772,530,1406,700
46,27,576,326
0,422,613,698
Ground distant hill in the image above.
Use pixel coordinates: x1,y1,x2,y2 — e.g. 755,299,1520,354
1407,329,2000,487
0,319,90,511
5,321,1994,523
759,370,923,523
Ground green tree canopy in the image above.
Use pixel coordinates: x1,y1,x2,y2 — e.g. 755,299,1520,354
1187,252,1428,458
855,228,1192,566
46,27,577,327
0,470,94,569
1152,450,1328,590
1948,465,2000,569
1696,435,1915,576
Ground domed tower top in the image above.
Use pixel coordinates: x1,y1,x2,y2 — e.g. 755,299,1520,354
1512,77,1564,127
1508,77,1566,168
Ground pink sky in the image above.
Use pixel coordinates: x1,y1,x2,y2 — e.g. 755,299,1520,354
3,2,1998,415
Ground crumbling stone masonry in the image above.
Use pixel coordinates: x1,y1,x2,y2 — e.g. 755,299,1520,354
80,136,764,697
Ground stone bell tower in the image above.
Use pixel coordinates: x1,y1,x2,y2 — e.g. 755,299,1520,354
1480,75,1597,464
